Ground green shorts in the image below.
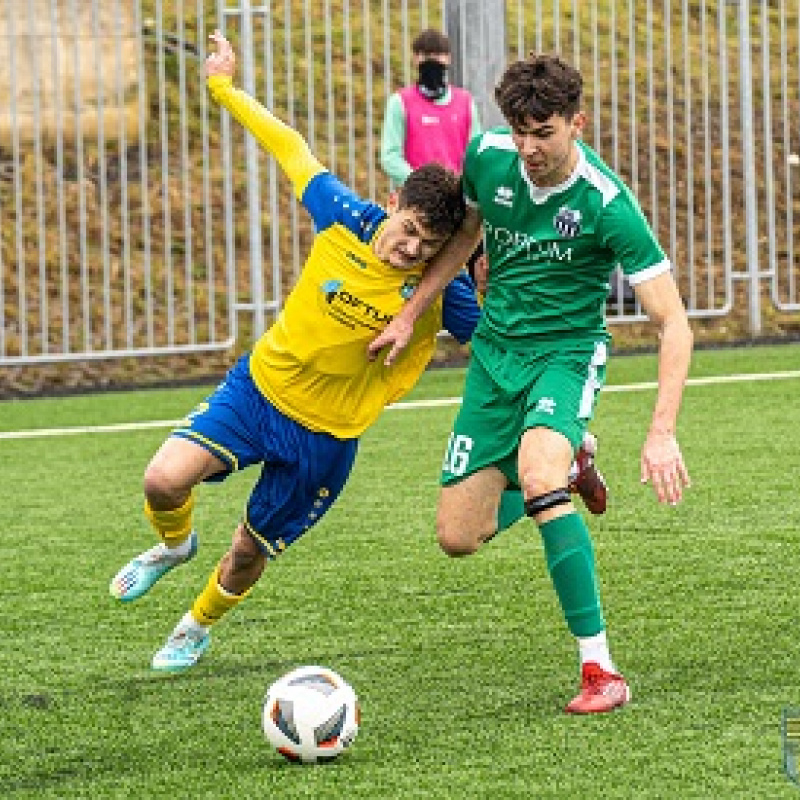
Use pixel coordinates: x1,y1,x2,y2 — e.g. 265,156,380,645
441,339,608,488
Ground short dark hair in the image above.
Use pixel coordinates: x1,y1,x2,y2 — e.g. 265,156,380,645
495,53,583,128
412,29,451,57
398,163,465,238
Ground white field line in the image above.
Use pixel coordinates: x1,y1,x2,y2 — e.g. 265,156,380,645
2,368,800,440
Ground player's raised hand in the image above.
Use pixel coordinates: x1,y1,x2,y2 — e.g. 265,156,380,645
367,316,414,366
206,30,235,78
640,430,691,505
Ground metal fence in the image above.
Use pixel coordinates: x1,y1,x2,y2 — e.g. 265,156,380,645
1,0,798,367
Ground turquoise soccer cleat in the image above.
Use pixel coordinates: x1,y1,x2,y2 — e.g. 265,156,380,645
109,531,197,602
151,627,211,672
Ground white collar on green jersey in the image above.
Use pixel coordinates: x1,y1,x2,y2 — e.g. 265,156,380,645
519,142,620,207
519,143,586,204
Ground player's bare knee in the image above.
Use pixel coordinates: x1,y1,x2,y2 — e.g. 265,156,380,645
436,518,482,557
143,462,187,508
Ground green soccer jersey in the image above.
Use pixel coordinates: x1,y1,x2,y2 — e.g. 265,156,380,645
463,131,671,350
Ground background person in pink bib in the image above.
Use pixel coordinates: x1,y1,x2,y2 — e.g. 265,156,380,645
380,29,481,186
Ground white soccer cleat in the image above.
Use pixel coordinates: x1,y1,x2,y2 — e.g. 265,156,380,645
109,531,197,602
151,624,211,672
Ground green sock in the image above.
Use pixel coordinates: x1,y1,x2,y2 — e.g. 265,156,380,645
497,489,525,532
539,513,605,637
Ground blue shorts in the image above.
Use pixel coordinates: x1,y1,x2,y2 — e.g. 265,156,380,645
171,354,359,558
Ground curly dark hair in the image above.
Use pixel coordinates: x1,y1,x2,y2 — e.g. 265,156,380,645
398,163,465,238
495,53,583,129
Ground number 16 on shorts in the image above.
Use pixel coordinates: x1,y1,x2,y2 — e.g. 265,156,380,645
442,433,474,478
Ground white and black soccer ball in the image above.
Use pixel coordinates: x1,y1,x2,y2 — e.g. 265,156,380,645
262,665,360,764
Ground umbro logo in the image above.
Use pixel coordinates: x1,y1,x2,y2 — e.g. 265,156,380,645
493,186,514,207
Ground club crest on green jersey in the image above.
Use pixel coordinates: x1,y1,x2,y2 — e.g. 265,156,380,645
554,206,582,238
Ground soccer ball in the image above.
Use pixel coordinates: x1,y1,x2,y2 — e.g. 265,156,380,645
262,665,360,764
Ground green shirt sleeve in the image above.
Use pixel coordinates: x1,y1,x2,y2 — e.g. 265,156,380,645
597,185,671,284
380,92,413,186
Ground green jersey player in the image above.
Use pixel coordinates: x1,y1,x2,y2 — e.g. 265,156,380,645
369,54,693,714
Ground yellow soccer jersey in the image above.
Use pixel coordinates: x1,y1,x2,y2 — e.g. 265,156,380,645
209,77,445,438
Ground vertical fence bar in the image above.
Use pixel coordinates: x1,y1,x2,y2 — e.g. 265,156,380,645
363,0,376,200
682,0,694,299
701,0,712,306
324,0,335,171
760,0,777,292
738,0,761,334
198,1,215,341
155,1,175,345
284,0,301,283
628,0,637,196
572,0,580,74
9,2,26,356
591,1,600,148
609,0,618,171
135,0,154,347
262,1,281,321
718,0,733,303
177,0,195,346
238,0,265,338
219,0,237,345
90,1,112,350
664,0,677,267
401,0,410,87
647,0,657,231
114,0,133,349
67,0,90,351
304,0,314,151
25,0,48,355
344,0,355,188
778,0,795,305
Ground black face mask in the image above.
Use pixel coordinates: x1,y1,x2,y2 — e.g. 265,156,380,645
417,59,448,99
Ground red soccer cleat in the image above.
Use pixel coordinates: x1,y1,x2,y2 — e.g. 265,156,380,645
569,432,608,515
565,662,631,714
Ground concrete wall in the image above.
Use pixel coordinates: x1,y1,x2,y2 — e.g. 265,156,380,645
0,1,141,143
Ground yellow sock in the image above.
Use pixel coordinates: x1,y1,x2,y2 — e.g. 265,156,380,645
191,562,253,627
144,494,194,547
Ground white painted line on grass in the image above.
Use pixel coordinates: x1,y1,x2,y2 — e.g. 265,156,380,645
0,419,179,439
2,368,800,440
387,368,800,409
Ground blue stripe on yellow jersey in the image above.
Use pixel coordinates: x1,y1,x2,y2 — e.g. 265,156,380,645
209,76,478,439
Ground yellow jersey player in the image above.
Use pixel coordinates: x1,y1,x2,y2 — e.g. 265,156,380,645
107,30,473,671
109,32,606,672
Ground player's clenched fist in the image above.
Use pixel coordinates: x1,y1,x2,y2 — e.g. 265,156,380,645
206,30,236,79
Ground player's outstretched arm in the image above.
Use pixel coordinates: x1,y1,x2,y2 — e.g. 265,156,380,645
368,206,483,366
634,272,693,505
205,30,323,197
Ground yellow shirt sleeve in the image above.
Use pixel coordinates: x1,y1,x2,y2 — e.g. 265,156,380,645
207,75,325,198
